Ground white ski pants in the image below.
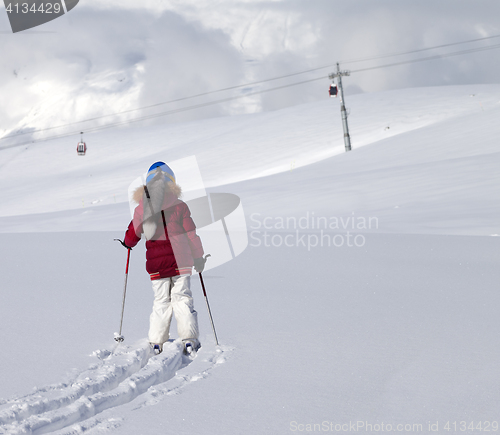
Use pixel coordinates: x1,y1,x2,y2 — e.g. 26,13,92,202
148,275,199,345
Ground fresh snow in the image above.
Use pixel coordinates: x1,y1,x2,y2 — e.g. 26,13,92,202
0,85,499,434
0,338,228,434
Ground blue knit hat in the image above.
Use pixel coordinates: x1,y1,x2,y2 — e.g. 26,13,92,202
146,161,175,184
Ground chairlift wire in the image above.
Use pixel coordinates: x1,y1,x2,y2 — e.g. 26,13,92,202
350,42,500,73
3,33,500,142
1,75,328,149
339,33,500,64
1,36,500,148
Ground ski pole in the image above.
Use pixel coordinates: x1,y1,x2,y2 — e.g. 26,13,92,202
198,256,219,346
114,239,131,342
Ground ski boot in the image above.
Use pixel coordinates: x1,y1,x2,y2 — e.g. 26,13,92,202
183,339,201,355
150,343,163,355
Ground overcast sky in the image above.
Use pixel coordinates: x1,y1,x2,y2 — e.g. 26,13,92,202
0,0,499,143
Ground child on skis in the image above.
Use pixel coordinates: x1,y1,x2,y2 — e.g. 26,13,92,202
123,162,206,354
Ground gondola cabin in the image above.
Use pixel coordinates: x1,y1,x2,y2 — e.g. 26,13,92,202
76,141,87,156
329,84,338,98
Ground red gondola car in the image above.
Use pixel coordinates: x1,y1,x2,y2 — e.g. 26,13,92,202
77,141,87,156
76,132,87,156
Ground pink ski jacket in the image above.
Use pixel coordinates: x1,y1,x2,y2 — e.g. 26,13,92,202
124,182,204,280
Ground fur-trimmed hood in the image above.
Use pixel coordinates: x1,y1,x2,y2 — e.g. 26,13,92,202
133,181,182,204
132,174,183,240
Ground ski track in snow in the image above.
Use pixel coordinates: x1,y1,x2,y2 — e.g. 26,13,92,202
0,339,231,435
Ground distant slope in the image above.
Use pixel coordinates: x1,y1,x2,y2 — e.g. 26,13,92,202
0,85,499,235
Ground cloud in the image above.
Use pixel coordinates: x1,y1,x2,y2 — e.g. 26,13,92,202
0,6,244,142
0,0,499,145
136,11,245,123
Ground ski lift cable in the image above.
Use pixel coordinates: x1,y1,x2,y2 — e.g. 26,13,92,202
350,42,500,73
0,75,330,149
2,33,500,141
339,33,500,65
2,40,500,149
0,71,326,140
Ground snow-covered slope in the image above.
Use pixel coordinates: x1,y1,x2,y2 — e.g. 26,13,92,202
1,85,499,235
0,232,498,435
0,86,499,435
